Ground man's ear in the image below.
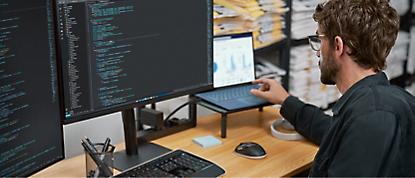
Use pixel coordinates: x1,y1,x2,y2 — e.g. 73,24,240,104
334,36,344,57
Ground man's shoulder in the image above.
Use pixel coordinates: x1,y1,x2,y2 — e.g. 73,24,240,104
348,84,415,116
370,84,415,104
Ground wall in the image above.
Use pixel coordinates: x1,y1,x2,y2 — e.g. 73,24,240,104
63,96,215,158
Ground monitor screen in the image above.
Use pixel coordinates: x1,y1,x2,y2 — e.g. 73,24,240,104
55,0,213,124
213,33,255,88
0,0,65,176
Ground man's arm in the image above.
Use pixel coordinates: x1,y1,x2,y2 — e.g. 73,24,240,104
250,78,332,145
327,111,397,176
280,96,333,145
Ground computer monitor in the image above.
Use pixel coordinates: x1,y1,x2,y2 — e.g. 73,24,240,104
0,0,65,176
55,0,213,124
54,0,213,170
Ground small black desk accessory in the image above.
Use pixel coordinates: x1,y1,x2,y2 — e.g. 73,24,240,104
81,137,115,177
140,108,164,130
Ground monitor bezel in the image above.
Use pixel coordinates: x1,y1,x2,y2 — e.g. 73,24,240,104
63,85,213,124
54,0,214,125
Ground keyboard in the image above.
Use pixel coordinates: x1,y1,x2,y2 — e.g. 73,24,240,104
205,84,261,102
113,149,226,177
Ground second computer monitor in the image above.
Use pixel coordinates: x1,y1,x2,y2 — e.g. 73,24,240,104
0,0,64,176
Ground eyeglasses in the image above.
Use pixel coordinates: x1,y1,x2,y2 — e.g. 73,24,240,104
307,34,325,51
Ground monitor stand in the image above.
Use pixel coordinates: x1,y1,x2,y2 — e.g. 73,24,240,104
112,100,197,171
113,108,170,171
113,143,170,171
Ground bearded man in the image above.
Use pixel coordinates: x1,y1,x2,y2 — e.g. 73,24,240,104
251,0,415,176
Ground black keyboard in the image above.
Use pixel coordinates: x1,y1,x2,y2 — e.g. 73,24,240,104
206,84,261,102
113,149,226,177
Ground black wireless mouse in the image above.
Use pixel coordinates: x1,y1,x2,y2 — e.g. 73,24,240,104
234,142,266,159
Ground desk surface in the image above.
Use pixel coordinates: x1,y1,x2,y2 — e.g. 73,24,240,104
34,107,319,177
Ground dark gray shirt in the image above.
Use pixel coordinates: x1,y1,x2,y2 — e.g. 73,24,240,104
281,72,415,176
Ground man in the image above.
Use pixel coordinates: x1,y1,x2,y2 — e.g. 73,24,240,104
251,0,415,176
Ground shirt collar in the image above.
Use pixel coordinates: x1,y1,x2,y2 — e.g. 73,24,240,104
332,72,390,116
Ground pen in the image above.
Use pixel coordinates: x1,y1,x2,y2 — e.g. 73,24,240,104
102,137,111,152
82,138,97,154
85,136,98,152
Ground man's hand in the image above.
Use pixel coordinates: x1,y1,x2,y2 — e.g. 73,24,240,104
250,78,289,105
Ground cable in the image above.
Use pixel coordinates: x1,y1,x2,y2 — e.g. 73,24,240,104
163,98,202,124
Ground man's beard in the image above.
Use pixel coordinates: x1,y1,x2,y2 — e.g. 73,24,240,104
318,49,340,85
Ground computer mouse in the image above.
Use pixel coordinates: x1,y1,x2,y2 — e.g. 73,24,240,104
234,142,266,159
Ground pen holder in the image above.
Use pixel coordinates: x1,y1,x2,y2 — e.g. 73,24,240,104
85,143,115,178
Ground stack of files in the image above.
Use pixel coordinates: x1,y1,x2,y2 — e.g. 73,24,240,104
225,0,287,20
233,0,288,49
213,0,288,49
290,77,340,109
214,0,247,35
385,31,410,80
214,16,246,35
214,2,243,19
407,26,415,75
255,57,286,83
289,67,320,89
290,0,324,40
290,45,319,71
289,45,341,108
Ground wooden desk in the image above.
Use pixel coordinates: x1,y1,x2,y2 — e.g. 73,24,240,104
34,107,319,177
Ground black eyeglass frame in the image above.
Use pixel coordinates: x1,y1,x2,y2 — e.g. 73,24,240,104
307,34,325,51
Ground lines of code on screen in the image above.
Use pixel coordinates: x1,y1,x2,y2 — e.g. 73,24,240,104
57,0,213,119
0,0,64,177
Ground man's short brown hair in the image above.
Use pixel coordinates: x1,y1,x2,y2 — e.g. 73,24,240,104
313,0,399,72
